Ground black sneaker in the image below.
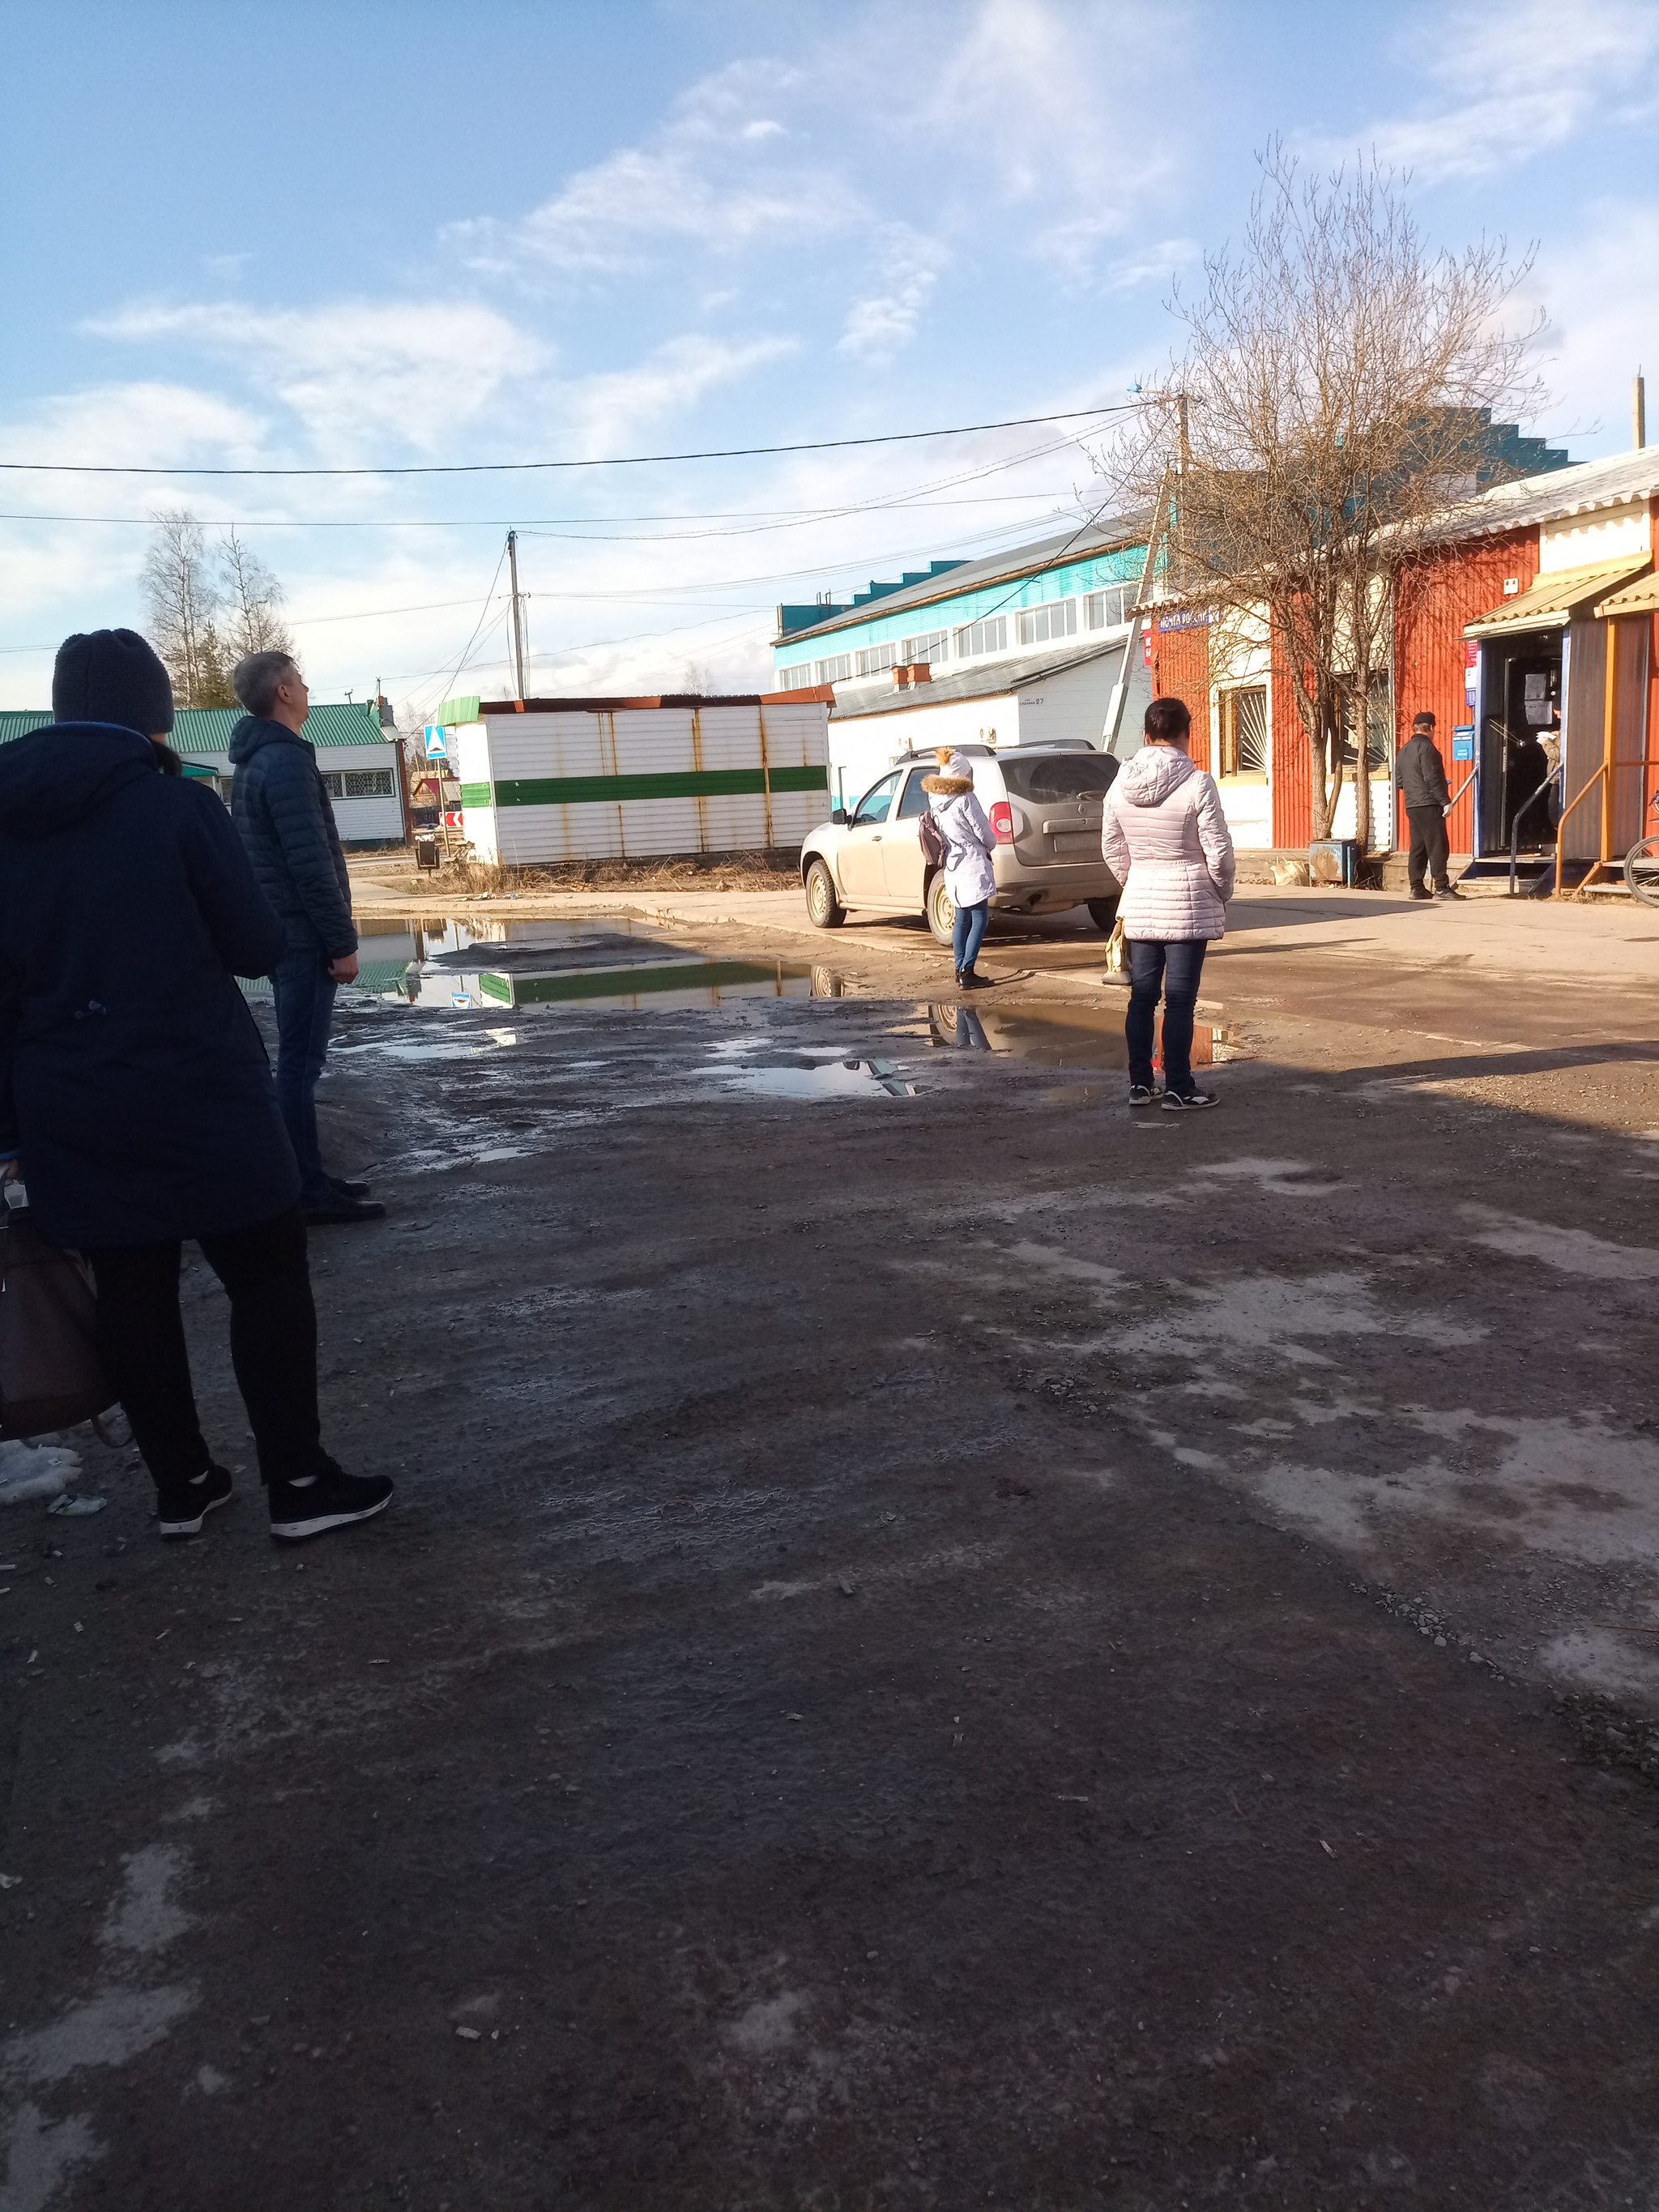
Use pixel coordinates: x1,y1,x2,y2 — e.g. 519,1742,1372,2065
156,1461,234,1539
268,1461,394,1543
329,1176,373,1200
1162,1088,1218,1112
1435,883,1465,899
1128,1083,1160,1106
1409,888,1432,902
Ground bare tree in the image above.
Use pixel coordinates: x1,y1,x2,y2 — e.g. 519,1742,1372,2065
220,528,294,662
139,510,235,707
1100,147,1542,846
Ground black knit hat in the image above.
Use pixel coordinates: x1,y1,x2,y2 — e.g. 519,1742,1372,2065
52,629,174,737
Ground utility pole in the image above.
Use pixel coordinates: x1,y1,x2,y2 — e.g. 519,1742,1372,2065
1636,372,1648,451
506,529,527,701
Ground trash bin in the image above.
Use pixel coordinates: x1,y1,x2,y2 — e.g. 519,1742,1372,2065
1308,839,1363,886
415,835,441,872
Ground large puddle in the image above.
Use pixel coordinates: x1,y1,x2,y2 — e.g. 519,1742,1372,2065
344,917,817,1012
310,914,1248,1104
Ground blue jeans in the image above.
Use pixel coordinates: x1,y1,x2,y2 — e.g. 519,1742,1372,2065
1126,938,1208,1096
271,942,339,1202
952,899,988,971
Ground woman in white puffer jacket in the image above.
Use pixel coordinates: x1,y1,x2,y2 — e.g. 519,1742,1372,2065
1099,694,1236,1111
921,749,998,990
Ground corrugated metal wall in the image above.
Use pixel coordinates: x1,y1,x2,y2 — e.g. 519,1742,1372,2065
1394,527,1539,854
1560,617,1606,860
457,701,830,865
1149,621,1212,768
1610,616,1654,856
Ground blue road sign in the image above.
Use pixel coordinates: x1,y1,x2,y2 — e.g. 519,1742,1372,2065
424,725,447,758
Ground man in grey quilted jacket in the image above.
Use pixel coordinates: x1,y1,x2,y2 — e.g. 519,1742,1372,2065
229,653,384,1224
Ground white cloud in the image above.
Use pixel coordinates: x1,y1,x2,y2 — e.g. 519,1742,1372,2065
1101,237,1201,293
837,228,947,361
446,61,857,276
1528,195,1659,453
87,297,547,459
0,379,271,472
1306,0,1659,182
915,0,1174,211
563,332,800,454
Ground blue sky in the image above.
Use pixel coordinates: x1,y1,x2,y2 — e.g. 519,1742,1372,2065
2,0,1656,717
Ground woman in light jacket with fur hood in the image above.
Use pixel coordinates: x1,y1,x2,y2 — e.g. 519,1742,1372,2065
922,749,998,990
1099,695,1235,1111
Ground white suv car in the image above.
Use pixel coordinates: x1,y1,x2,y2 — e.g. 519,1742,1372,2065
800,744,1123,943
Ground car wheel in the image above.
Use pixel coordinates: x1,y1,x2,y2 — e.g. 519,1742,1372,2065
926,869,956,946
804,858,847,929
1087,898,1120,932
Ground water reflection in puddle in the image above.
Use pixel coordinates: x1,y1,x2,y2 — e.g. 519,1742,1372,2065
697,1056,916,1101
343,916,817,1012
888,1001,1250,1087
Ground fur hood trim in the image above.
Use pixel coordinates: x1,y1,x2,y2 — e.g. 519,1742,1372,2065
921,774,973,795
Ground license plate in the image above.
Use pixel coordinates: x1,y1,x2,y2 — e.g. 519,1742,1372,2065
1052,833,1098,854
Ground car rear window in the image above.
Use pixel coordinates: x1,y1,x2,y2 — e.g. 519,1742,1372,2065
999,754,1119,801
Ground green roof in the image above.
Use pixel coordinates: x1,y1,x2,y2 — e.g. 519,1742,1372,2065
432,695,480,728
0,702,395,754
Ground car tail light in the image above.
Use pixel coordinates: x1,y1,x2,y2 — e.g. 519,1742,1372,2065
989,799,1014,843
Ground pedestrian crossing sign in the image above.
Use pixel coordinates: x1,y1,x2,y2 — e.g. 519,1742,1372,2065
424,725,447,758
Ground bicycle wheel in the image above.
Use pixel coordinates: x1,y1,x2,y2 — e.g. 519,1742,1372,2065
1624,835,1659,907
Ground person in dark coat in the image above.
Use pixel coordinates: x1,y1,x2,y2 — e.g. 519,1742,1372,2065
0,629,393,1544
228,651,382,1224
1397,711,1461,900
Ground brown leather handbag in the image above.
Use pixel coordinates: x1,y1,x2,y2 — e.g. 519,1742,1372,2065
0,1206,117,1440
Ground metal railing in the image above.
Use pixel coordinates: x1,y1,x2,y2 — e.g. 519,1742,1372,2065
1508,768,1563,895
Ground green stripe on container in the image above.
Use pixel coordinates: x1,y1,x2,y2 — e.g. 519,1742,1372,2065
472,764,829,809
482,960,790,1004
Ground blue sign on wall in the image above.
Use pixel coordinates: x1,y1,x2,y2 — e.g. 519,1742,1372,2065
1452,725,1474,761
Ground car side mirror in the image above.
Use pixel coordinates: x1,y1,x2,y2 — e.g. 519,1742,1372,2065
831,808,847,826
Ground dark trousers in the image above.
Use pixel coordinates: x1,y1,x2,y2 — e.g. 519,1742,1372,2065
1126,938,1208,1097
87,1206,328,1491
271,942,339,1202
1406,805,1450,893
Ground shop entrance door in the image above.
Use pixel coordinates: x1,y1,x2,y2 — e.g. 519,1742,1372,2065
1479,629,1561,856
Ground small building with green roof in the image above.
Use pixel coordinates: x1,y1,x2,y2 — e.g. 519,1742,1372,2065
0,702,405,846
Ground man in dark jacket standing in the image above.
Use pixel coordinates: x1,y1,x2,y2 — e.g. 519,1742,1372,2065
228,652,383,1223
1397,711,1462,900
0,630,392,1542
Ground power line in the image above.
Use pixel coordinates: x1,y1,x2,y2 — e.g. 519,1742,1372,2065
0,402,1136,478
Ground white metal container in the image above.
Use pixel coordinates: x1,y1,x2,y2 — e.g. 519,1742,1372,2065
453,695,831,865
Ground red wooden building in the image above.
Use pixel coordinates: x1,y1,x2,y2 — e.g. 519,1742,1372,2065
1144,450,1659,879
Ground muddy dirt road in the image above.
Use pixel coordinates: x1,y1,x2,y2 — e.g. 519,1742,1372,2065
4,901,1659,2211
